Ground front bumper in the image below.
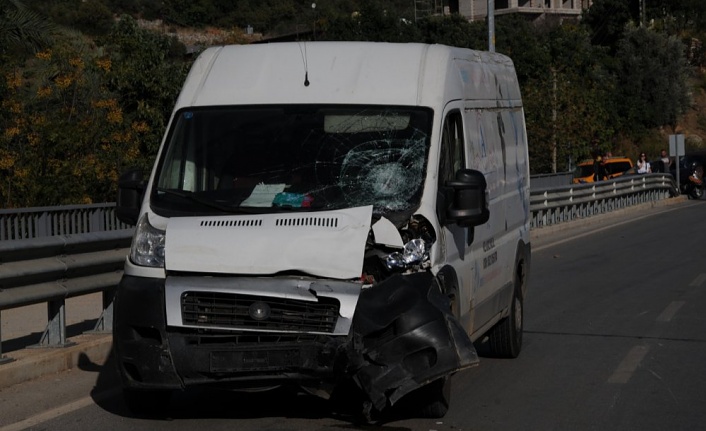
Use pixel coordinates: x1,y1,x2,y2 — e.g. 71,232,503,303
113,272,478,408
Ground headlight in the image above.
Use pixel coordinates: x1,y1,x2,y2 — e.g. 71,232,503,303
130,213,166,268
385,238,428,270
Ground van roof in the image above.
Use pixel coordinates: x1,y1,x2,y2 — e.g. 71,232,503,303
174,42,522,110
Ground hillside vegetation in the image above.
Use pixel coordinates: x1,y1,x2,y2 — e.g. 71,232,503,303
1,0,706,207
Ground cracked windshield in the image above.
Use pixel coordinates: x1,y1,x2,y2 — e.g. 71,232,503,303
154,105,432,216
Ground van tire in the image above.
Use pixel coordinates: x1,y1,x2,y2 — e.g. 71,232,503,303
487,284,523,358
487,258,525,358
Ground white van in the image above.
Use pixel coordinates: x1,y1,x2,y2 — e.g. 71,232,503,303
114,41,531,420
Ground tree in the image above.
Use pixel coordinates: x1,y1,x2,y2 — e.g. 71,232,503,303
322,1,419,42
72,0,115,36
520,23,615,173
100,15,189,161
581,0,635,51
0,0,54,54
416,13,484,49
0,15,189,207
613,26,691,137
0,30,143,206
647,0,706,35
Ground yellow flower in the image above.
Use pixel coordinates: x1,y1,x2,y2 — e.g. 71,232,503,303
3,127,20,139
96,58,112,72
5,71,21,89
35,50,52,61
31,115,46,126
27,133,41,147
37,86,52,98
94,98,118,109
55,74,73,89
107,109,123,124
69,57,85,70
127,144,140,159
0,155,15,170
15,167,29,179
131,121,150,133
3,100,23,114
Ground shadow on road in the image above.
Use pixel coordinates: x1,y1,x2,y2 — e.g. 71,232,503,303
86,345,424,430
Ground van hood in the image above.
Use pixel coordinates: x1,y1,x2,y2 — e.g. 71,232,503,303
164,206,373,279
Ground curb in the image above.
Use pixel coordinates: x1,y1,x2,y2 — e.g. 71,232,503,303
0,333,113,390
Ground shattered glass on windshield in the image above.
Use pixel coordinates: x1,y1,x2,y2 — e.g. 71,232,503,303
153,105,432,217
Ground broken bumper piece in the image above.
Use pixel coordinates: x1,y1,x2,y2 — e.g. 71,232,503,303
347,272,479,412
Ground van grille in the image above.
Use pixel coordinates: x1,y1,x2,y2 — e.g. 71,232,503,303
181,291,340,333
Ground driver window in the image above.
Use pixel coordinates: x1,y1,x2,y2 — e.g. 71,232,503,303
439,112,465,184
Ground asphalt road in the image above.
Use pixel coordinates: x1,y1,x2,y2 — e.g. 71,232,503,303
1,199,705,431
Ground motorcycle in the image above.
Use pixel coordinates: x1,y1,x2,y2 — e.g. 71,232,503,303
677,156,705,199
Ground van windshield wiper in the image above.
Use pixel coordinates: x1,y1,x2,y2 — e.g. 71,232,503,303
156,188,241,213
157,188,331,214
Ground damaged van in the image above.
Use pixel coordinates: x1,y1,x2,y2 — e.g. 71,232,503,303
113,42,531,420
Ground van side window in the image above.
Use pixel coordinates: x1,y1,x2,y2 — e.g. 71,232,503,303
439,112,465,184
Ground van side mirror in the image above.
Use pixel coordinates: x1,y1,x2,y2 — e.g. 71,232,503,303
445,169,489,227
116,168,146,226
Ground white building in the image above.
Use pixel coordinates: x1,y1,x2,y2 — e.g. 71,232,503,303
447,0,593,21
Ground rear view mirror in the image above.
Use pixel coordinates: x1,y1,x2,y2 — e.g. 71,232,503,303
445,169,490,227
116,168,145,226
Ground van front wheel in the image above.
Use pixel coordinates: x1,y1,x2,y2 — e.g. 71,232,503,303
487,283,523,358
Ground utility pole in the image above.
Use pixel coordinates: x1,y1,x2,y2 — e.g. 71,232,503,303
488,0,495,52
552,68,558,173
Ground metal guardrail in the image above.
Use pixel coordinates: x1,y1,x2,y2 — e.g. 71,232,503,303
0,174,680,363
0,203,133,363
0,203,130,241
0,229,132,363
530,173,678,228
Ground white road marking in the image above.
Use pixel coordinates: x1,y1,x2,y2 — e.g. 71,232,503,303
607,345,650,384
689,273,706,287
0,389,119,431
656,301,685,322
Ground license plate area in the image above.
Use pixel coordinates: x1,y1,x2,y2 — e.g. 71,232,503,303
210,349,300,372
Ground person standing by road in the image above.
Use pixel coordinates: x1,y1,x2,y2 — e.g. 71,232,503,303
593,155,607,181
658,149,671,173
637,153,652,174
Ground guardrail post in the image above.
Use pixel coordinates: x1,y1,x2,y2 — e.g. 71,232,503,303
91,289,115,333
0,311,16,364
89,208,105,233
32,299,75,348
36,212,50,237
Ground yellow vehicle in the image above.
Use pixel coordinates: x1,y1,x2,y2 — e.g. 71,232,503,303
573,156,633,183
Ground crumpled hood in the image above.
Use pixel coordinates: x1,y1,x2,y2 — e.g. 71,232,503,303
164,205,373,279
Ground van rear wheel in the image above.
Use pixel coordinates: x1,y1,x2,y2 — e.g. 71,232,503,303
487,258,525,358
487,285,523,358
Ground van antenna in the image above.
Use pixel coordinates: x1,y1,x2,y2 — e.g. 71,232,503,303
298,42,310,87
